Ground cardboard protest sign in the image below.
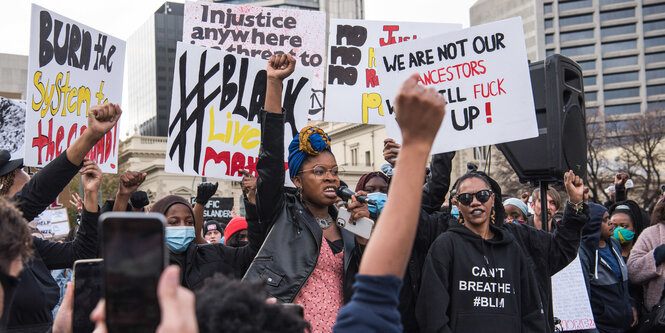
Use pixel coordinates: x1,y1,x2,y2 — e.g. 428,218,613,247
164,42,310,181
552,256,596,330
183,1,326,119
325,19,460,124
34,208,70,239
375,17,538,154
25,4,125,173
191,197,234,224
0,98,26,160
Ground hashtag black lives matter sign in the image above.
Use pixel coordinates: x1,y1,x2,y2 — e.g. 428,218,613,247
459,266,510,309
182,2,326,120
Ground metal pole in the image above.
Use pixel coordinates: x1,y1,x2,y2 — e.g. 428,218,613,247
540,181,549,232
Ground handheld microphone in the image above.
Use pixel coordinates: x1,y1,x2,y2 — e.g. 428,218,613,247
335,186,377,206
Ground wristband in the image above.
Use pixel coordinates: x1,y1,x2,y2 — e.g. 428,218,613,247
567,200,584,214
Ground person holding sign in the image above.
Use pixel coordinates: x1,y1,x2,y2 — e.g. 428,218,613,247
242,54,370,333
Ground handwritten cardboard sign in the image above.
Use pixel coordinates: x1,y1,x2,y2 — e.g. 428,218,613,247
25,4,125,173
183,1,326,119
551,256,596,331
375,17,538,154
164,42,310,181
324,19,460,124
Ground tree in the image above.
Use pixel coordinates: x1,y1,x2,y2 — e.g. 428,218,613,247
608,109,665,208
586,114,613,204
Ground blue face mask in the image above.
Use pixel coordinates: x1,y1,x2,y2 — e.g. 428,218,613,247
367,192,387,218
451,205,459,219
166,226,195,254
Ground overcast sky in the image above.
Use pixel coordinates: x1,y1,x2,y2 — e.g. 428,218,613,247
0,0,476,55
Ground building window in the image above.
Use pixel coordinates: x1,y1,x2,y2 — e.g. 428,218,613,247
646,68,665,81
643,3,665,16
350,147,358,166
647,84,665,96
546,34,554,44
578,59,596,71
602,40,637,53
648,101,665,111
559,13,593,27
587,106,599,116
602,55,638,68
544,3,553,14
365,151,371,167
547,49,555,56
560,29,594,42
583,75,597,86
601,24,635,37
604,87,640,100
644,20,665,33
605,120,630,131
585,91,598,101
559,0,592,12
603,71,639,84
646,52,665,65
600,0,632,5
605,103,641,115
646,36,665,49
561,44,595,57
545,18,554,29
599,8,635,21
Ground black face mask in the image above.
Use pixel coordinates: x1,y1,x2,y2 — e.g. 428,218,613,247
0,271,20,330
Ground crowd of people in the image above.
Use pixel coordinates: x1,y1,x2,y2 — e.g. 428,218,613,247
0,54,664,333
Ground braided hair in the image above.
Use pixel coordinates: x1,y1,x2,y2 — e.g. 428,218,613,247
0,170,16,197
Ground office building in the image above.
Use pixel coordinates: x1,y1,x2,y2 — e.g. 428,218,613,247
0,53,28,100
126,2,184,137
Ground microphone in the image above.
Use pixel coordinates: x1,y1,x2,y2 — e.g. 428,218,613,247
335,185,376,206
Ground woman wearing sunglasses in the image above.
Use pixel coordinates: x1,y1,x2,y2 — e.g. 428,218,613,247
416,170,586,333
242,54,369,333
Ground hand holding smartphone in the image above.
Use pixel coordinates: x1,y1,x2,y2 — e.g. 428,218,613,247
101,212,166,333
73,259,103,333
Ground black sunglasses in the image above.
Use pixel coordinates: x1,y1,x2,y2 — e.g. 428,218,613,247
456,190,493,206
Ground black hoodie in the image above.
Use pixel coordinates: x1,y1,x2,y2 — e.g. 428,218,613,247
416,222,548,333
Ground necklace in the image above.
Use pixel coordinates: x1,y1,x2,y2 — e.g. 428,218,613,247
315,215,334,230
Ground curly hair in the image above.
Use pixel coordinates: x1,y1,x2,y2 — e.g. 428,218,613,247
195,274,310,333
0,170,16,197
0,198,33,275
651,198,665,226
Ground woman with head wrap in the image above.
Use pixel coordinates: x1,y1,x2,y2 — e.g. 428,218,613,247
150,191,264,290
503,197,529,223
242,54,369,333
356,171,390,220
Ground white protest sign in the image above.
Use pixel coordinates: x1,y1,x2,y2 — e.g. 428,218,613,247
325,19,460,124
34,208,70,239
0,98,26,160
25,4,125,173
183,1,326,119
164,42,310,181
375,17,538,154
551,256,596,331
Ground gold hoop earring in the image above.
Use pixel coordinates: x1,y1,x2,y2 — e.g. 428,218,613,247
458,214,464,224
490,209,496,224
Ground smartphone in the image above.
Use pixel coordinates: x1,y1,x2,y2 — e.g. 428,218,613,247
73,259,103,333
101,212,166,333
336,207,374,239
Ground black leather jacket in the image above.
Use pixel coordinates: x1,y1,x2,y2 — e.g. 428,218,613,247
242,110,361,303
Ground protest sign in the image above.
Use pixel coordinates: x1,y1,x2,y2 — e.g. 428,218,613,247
325,19,460,124
0,97,26,160
25,4,125,173
164,42,310,181
191,197,234,224
34,208,70,239
183,1,326,119
375,17,538,154
552,256,596,331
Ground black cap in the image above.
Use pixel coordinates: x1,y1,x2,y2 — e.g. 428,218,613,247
0,150,23,177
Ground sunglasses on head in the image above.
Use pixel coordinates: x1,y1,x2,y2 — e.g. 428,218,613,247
456,190,493,206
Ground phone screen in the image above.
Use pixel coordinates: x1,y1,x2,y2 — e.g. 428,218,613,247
102,213,165,333
73,260,103,333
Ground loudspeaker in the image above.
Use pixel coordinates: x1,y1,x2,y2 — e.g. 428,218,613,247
496,54,587,184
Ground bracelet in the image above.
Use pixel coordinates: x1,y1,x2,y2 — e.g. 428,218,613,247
567,200,584,214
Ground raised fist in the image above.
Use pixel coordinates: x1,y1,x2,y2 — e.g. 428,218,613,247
266,54,296,81
394,74,446,147
88,103,122,140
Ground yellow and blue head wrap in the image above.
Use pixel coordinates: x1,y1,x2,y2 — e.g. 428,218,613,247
288,126,331,179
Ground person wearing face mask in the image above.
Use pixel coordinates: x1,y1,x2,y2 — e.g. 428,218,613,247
579,203,636,332
224,217,248,247
242,54,370,333
0,199,34,330
355,172,389,222
149,186,265,289
608,201,645,260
